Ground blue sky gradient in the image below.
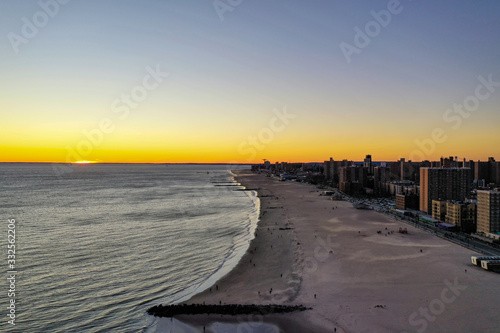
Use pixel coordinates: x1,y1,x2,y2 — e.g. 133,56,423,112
1,0,499,162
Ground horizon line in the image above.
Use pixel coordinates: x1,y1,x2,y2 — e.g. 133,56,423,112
1,157,497,165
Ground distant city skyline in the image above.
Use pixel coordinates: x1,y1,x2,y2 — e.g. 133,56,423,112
1,1,499,163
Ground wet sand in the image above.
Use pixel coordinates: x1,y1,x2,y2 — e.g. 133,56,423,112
157,170,499,332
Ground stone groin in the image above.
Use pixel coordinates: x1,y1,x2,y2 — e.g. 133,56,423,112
147,303,310,317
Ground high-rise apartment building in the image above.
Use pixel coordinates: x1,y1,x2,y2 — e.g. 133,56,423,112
401,159,431,181
474,157,500,185
419,168,472,213
324,158,334,180
324,158,352,184
364,154,373,175
374,166,392,195
339,165,367,194
477,189,500,234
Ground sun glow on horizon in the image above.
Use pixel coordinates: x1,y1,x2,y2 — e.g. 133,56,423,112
74,161,96,164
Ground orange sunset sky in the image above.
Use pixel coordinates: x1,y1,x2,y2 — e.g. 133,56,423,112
1,1,499,163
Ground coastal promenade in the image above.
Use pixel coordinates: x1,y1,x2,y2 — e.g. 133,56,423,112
153,170,499,333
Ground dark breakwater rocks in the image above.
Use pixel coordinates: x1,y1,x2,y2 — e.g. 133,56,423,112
147,303,311,317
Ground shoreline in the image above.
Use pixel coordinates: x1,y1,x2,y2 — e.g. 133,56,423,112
180,169,312,331
152,169,499,333
149,169,261,308
151,169,316,332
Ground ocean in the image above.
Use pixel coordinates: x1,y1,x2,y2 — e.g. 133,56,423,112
0,163,259,332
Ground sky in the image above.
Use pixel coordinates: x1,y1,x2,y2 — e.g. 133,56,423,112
1,0,499,163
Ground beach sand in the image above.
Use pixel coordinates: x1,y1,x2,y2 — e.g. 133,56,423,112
158,170,499,333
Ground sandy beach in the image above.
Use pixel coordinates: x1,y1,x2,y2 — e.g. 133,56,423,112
156,169,499,333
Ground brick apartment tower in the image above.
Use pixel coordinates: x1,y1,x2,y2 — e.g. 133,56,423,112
419,168,472,213
477,189,500,234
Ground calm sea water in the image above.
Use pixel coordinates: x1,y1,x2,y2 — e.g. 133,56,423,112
0,163,258,332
